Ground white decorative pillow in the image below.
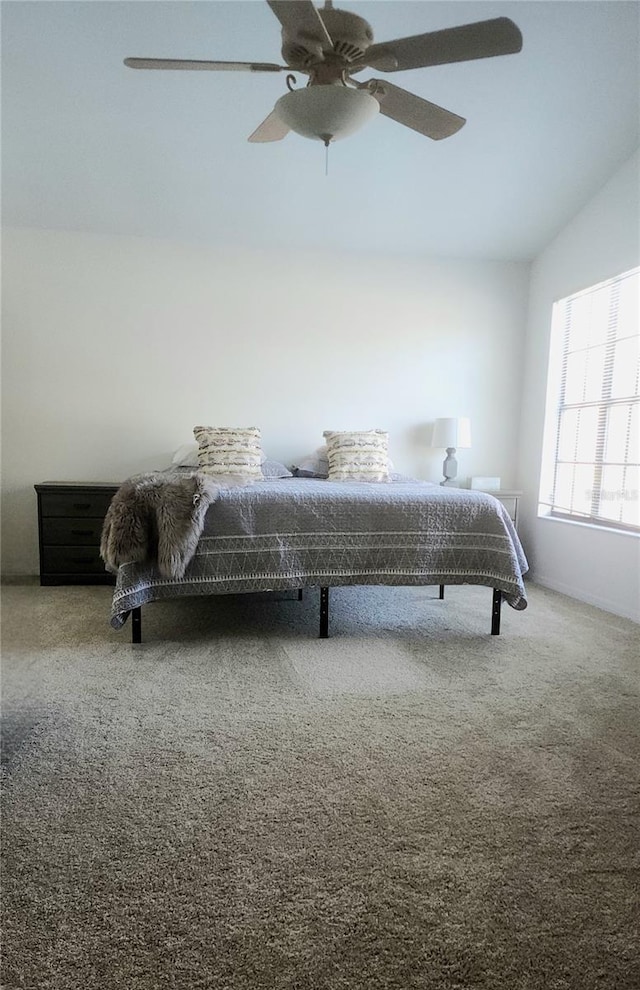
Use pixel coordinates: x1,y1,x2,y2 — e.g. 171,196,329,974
172,443,200,467
323,430,391,482
261,458,293,479
193,426,263,483
294,445,331,477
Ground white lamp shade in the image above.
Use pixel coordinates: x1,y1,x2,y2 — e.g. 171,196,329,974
431,417,472,449
275,86,379,142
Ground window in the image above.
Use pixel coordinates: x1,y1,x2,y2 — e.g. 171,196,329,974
539,266,639,532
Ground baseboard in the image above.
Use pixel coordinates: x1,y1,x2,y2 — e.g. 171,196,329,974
533,575,640,624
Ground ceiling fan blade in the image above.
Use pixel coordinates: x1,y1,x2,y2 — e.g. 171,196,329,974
124,57,286,72
360,17,522,72
248,110,291,143
364,80,465,140
266,0,333,47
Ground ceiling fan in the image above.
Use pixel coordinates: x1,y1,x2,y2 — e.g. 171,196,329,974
124,0,523,145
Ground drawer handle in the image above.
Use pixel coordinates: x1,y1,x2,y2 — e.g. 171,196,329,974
73,502,92,510
71,529,94,537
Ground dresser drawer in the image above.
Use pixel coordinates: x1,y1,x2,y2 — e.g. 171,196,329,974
478,490,522,531
41,517,106,546
495,495,518,524
39,490,116,518
36,482,120,585
41,546,108,575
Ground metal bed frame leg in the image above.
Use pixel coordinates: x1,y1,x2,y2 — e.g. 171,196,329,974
439,584,445,600
131,606,142,644
127,587,499,641
319,586,329,639
491,589,502,635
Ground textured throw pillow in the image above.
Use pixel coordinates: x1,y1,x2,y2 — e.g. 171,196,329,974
293,444,395,478
323,430,391,482
193,426,263,483
173,442,267,467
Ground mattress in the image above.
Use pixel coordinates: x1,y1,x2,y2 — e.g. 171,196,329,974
110,478,528,628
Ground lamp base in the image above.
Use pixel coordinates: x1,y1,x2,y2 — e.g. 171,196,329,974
440,447,458,487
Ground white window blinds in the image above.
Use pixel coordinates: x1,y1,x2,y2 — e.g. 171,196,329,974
539,267,639,532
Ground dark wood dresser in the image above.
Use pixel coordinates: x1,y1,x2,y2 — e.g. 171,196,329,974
35,482,120,585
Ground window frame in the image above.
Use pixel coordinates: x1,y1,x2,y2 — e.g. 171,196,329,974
538,266,639,535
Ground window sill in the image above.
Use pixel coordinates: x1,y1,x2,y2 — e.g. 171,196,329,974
537,512,640,538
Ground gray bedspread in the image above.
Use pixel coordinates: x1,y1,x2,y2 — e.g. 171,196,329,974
109,478,528,629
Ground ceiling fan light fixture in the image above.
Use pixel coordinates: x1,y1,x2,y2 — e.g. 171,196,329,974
274,85,379,142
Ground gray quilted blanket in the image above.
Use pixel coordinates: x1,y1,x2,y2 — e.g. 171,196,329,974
109,478,528,629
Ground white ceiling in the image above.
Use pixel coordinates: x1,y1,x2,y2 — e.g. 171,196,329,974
2,1,639,260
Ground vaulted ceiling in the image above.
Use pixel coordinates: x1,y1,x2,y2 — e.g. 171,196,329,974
2,1,639,259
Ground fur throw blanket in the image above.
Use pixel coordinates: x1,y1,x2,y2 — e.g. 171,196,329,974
100,472,220,579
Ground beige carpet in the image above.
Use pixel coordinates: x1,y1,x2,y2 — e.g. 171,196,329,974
1,581,639,990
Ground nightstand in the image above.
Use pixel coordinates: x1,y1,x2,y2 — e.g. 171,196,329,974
438,488,523,603
481,490,522,531
35,482,120,585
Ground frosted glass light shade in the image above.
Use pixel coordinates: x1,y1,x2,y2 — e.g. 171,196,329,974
275,86,379,142
431,417,472,449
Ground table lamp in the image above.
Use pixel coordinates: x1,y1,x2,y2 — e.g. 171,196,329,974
431,417,472,486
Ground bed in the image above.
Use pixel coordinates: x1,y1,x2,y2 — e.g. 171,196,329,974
107,476,528,642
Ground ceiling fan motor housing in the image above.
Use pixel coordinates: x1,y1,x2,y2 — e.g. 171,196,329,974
281,8,374,71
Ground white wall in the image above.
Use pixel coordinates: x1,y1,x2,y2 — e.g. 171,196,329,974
518,150,640,622
1,228,529,576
